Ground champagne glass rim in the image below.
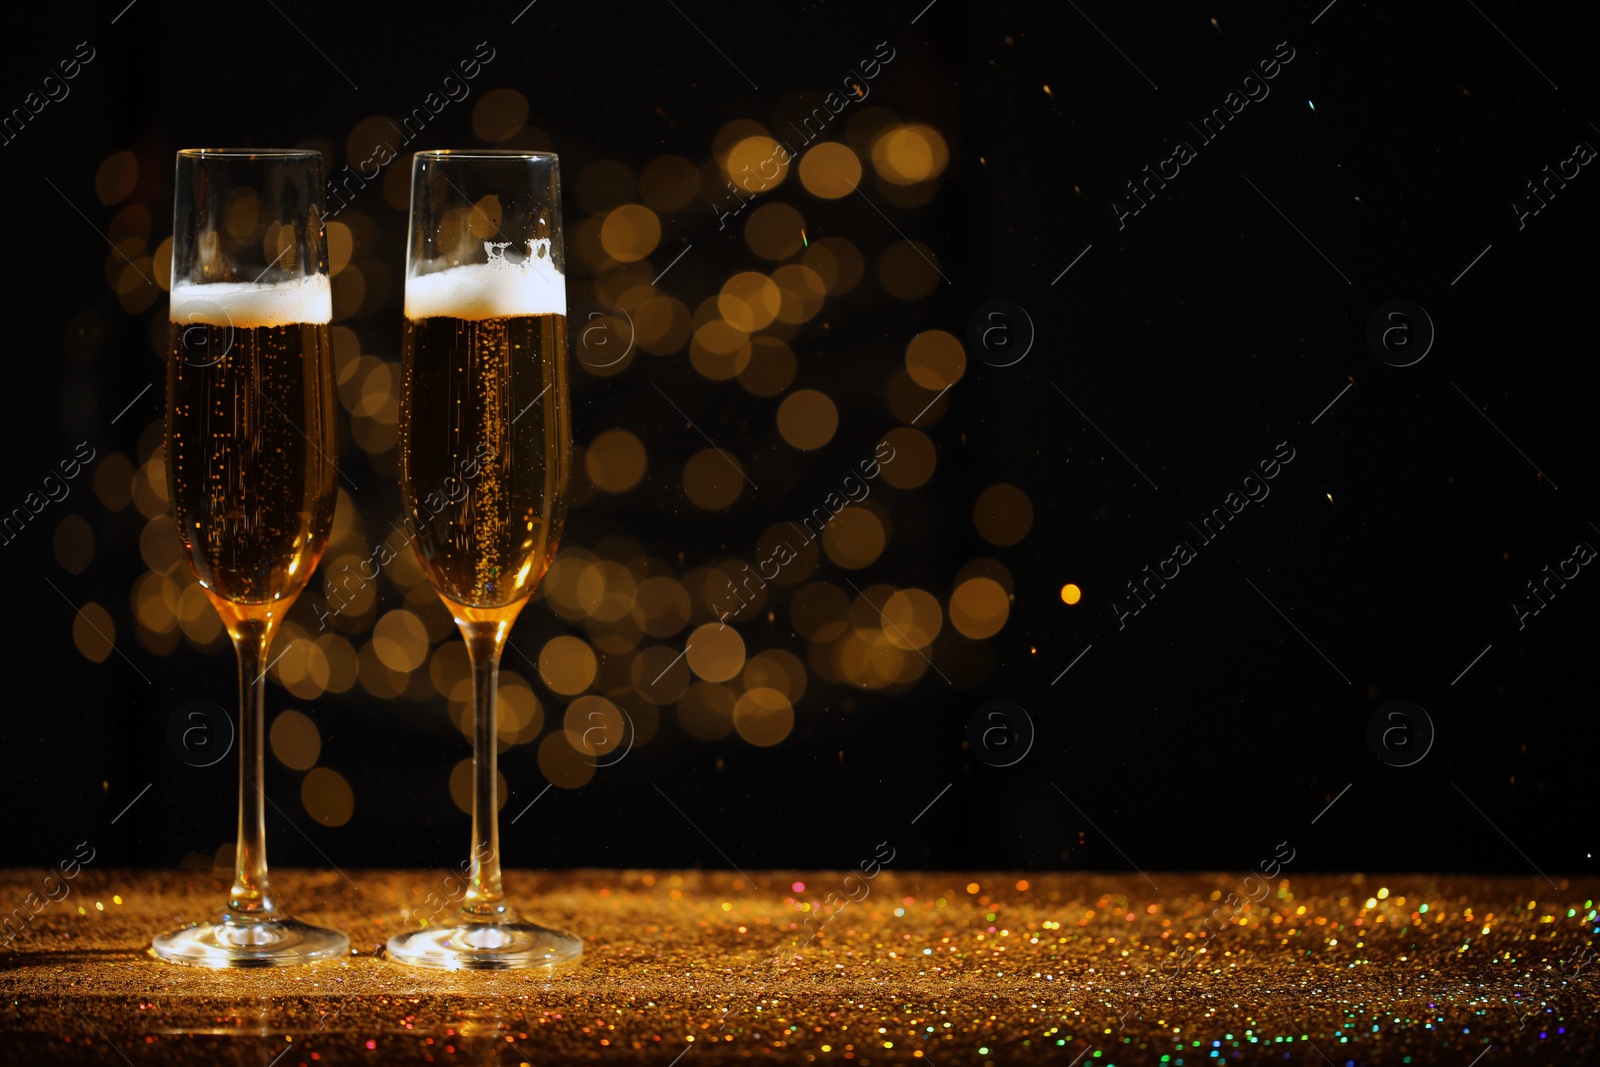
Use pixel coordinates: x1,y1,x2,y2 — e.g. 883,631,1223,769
414,149,560,161
177,148,322,160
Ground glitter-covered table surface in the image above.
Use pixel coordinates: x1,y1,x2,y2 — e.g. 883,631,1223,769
0,869,1594,1065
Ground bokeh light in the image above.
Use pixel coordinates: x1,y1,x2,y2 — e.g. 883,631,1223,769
270,710,321,771
585,429,648,493
472,88,530,142
600,203,662,262
718,272,781,332
803,237,864,295
905,330,967,390
640,155,701,212
95,151,138,205
72,603,115,663
539,635,599,696
822,506,887,569
745,203,806,260
878,427,937,489
685,623,746,682
301,767,354,827
871,123,950,184
682,449,746,510
798,141,863,199
776,389,839,451
973,483,1035,546
733,688,794,746
537,731,595,789
678,681,736,741
949,577,1011,639
725,135,790,194
882,588,943,650
737,337,796,397
563,694,628,760
53,515,95,574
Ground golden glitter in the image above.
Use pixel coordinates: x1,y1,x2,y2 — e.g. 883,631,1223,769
35,866,1584,1067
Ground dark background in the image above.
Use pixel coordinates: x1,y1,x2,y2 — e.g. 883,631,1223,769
3,0,1596,883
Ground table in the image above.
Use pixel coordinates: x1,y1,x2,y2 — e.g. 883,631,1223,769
1,869,1593,1064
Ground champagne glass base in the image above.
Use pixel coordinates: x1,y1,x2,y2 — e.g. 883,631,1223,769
386,921,582,970
152,917,349,968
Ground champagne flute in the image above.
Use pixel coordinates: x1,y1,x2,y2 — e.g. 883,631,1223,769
154,150,347,966
387,151,580,969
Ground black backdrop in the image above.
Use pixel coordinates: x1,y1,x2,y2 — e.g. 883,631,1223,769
3,0,1596,883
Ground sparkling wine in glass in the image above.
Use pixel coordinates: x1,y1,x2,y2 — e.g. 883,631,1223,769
154,149,347,967
386,150,580,969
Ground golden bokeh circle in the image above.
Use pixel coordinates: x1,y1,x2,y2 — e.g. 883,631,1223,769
743,648,807,703
871,123,950,184
803,237,864,295
798,141,863,199
734,687,795,746
543,554,605,620
822,506,887,569
718,272,782,332
640,155,702,212
684,622,746,682
472,88,529,142
301,767,354,827
72,602,115,663
53,514,95,574
677,681,736,741
882,588,944,651
974,483,1035,546
585,429,648,493
690,318,752,381
95,151,138,205
771,264,827,323
726,135,790,194
878,427,937,489
271,710,321,771
372,610,429,673
949,577,1011,639
563,694,629,760
601,203,662,262
632,577,692,638
776,389,839,451
539,635,599,696
630,645,692,704
744,202,806,260
905,329,967,390
682,449,747,510
755,523,817,586
537,730,597,789
737,337,797,397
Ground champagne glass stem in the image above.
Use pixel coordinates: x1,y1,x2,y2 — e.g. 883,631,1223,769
229,615,275,919
463,622,507,918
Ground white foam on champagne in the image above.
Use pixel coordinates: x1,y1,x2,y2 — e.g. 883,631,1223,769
170,275,332,327
405,244,566,321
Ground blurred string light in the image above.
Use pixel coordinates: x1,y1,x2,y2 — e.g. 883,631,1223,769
61,87,1026,828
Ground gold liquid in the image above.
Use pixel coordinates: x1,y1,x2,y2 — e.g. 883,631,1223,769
165,321,337,607
400,313,569,610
